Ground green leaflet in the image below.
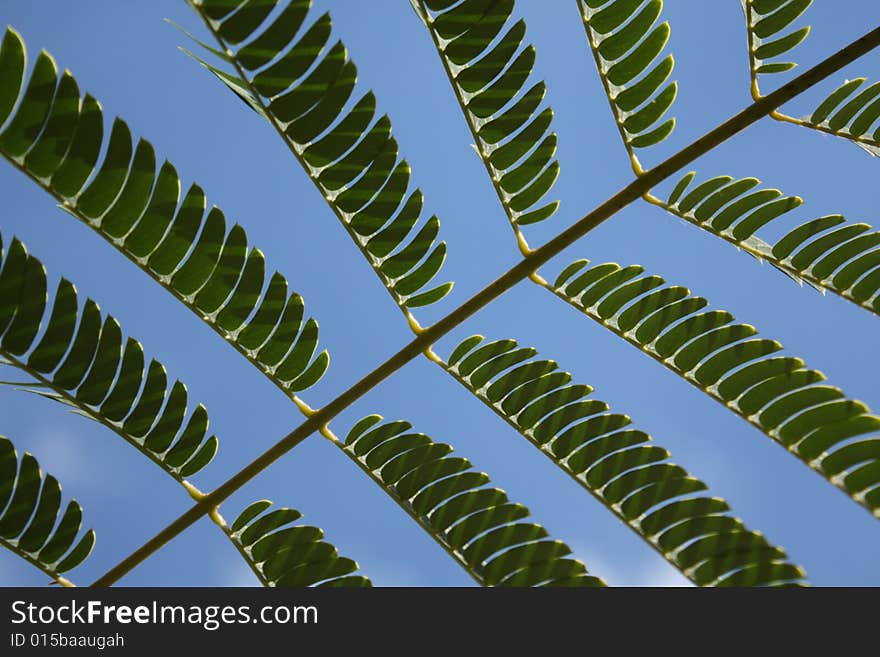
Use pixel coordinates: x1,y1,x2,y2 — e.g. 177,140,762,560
185,1,454,313
547,257,880,517
343,415,606,586
416,0,561,228
0,232,218,479
444,335,807,585
580,0,677,154
663,171,880,316
227,501,371,587
0,28,330,396
0,435,95,582
746,0,812,76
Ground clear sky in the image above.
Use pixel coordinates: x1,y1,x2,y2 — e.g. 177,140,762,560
1,1,878,587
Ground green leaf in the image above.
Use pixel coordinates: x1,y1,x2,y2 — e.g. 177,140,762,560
811,78,864,124
746,0,880,151
444,334,806,585
752,0,812,40
800,76,880,151
22,70,81,179
747,0,813,79
0,33,331,395
185,1,454,311
754,26,810,60
0,28,26,126
0,49,57,158
547,256,880,516
344,415,605,587
581,0,677,154
0,435,95,582
228,500,371,587
0,232,220,479
415,0,561,228
658,172,879,315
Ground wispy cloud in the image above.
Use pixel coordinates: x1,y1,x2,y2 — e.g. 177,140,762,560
214,558,260,587
27,422,96,487
357,561,433,587
572,543,692,587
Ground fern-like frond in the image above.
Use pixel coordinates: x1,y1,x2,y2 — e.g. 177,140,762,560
442,335,807,585
342,415,606,586
543,258,880,517
779,76,880,157
184,0,454,321
744,0,812,82
742,1,880,156
414,0,561,245
0,434,95,585
0,232,218,480
1,28,599,584
652,171,880,316
0,232,378,586
224,500,371,587
0,27,330,403
578,0,678,171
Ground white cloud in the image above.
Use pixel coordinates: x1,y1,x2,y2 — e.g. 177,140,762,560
571,543,692,587
215,559,261,587
356,560,430,587
27,423,93,486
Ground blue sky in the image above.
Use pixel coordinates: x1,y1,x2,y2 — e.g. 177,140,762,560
1,1,878,587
